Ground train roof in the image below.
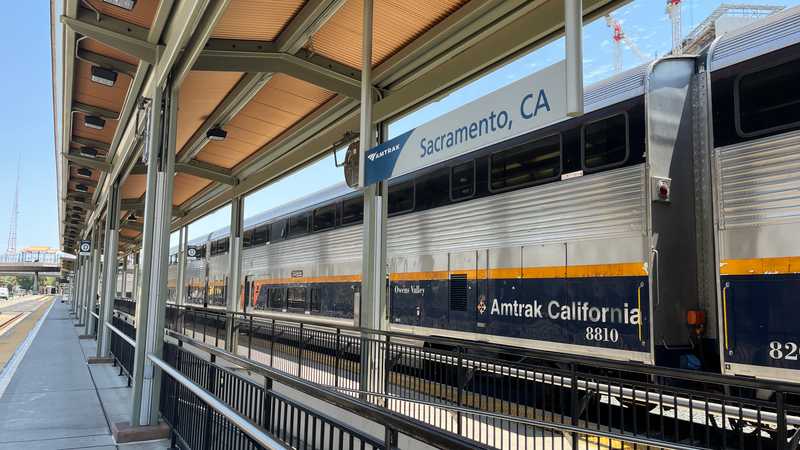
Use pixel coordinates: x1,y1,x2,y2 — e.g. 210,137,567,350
710,4,800,71
181,182,356,249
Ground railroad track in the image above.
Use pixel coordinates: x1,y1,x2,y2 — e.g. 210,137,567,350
0,312,25,335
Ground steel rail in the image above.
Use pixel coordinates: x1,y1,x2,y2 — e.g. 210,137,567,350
168,305,800,428
105,320,135,347
147,352,289,450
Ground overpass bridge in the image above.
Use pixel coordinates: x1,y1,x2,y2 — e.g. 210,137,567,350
0,252,72,291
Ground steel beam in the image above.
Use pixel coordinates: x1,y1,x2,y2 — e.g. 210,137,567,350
98,182,120,358
72,178,99,188
121,221,143,233
276,0,347,52
76,49,137,77
65,153,111,171
175,161,237,185
195,48,360,98
61,10,158,63
121,199,145,211
225,196,243,351
73,102,119,120
72,136,110,151
130,87,163,427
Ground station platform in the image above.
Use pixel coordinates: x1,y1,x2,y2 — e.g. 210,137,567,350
0,299,168,450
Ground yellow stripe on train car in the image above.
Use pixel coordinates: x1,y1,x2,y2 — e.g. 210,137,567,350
720,257,800,276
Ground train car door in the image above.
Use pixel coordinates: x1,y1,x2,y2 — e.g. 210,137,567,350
448,250,477,333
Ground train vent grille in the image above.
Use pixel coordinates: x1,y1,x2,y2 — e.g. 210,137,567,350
449,274,468,311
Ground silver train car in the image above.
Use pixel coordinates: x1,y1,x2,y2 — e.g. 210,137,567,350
170,7,800,382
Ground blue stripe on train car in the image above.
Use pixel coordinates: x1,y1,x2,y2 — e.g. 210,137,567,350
390,276,650,353
721,274,800,370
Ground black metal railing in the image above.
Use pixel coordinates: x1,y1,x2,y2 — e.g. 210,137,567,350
165,304,800,450
160,341,386,450
109,315,136,383
114,297,136,316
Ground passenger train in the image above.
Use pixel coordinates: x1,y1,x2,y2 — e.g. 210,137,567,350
167,7,800,383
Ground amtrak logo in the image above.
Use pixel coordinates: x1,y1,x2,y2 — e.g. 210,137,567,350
366,143,402,163
477,295,487,314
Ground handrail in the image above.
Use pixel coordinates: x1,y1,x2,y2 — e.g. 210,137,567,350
106,320,135,347
147,352,288,450
171,304,800,394
90,311,99,320
164,329,489,450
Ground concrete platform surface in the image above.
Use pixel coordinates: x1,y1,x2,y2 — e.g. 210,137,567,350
0,300,169,449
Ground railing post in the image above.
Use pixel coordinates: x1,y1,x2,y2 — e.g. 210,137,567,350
383,335,391,408
777,391,787,449
298,322,304,377
270,320,275,367
334,328,341,388
570,363,579,448
263,376,273,432
384,427,398,450
248,315,253,360
203,353,217,450
456,347,464,436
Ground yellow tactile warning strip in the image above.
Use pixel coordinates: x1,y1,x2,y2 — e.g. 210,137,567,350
250,262,648,285
0,296,53,370
720,257,800,275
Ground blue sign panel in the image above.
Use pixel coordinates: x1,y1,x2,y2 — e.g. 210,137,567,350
363,61,567,185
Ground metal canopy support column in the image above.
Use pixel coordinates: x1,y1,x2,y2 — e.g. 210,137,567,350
131,79,178,426
358,0,388,401
85,226,101,336
225,196,244,352
131,86,164,427
565,0,584,117
98,182,121,358
176,226,188,305
121,254,129,298
72,257,83,316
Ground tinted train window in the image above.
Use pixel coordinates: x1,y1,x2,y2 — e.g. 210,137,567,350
287,287,306,310
451,161,475,200
313,205,336,232
388,181,415,215
490,134,561,191
270,220,286,242
310,288,321,312
737,59,800,136
288,213,310,237
268,288,284,309
341,196,363,225
252,225,268,246
582,114,628,170
242,229,253,248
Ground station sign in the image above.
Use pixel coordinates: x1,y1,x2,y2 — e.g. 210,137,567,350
363,60,567,185
187,246,200,259
79,240,92,256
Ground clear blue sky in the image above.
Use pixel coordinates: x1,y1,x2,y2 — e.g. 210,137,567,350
3,1,798,249
0,2,56,251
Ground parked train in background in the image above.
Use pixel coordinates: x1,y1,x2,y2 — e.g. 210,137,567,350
167,8,800,383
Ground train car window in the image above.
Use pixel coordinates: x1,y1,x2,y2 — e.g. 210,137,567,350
310,288,321,313
287,287,307,310
288,213,310,237
312,204,336,232
415,168,450,210
341,196,364,225
252,225,268,245
736,59,800,137
242,229,253,248
388,180,415,215
268,287,284,309
450,161,475,201
270,220,286,242
582,114,628,171
490,134,561,192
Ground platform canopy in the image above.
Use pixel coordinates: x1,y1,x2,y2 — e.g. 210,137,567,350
53,0,627,266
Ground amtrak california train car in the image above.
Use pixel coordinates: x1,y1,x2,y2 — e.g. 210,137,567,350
704,7,800,382
170,6,800,382
176,58,707,369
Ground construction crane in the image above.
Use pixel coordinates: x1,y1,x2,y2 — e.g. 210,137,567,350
605,14,649,73
667,0,683,55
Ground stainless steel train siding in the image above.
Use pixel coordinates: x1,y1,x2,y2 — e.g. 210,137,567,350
707,7,800,383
